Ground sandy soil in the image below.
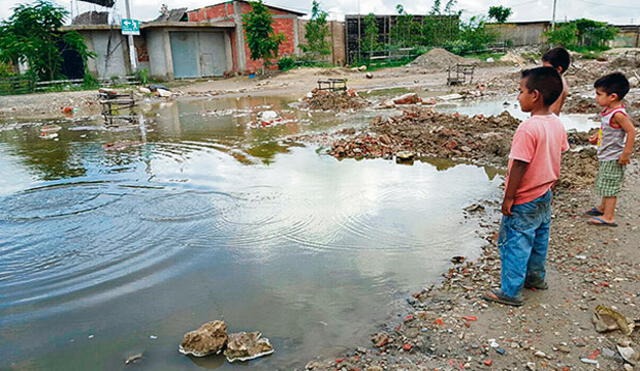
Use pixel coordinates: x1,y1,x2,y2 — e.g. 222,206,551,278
2,49,640,370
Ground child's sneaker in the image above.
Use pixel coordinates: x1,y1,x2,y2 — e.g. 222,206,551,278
524,279,548,290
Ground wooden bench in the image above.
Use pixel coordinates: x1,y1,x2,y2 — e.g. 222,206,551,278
447,63,476,86
317,78,348,91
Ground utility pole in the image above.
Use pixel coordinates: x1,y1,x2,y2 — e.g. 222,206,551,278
551,0,557,30
124,0,137,71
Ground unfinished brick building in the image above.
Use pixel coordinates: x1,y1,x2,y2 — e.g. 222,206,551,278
187,0,305,74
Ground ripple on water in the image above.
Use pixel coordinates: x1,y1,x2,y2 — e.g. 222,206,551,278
0,182,213,323
0,181,123,221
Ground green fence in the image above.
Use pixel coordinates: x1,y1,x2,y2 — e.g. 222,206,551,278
0,75,36,95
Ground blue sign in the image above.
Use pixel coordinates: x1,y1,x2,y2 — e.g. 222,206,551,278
121,18,140,35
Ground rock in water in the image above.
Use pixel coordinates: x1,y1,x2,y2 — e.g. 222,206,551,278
179,320,228,357
224,332,274,362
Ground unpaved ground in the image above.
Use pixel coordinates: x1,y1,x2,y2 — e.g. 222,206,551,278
2,49,640,370
0,62,512,121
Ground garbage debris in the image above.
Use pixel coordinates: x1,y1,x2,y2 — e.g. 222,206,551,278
125,352,143,365
591,304,634,335
39,124,62,139
617,344,639,366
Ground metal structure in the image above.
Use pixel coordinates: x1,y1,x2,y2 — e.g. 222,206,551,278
446,63,475,85
317,78,347,91
345,14,460,64
78,0,115,7
98,89,136,126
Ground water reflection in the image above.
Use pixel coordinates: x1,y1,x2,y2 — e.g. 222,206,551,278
436,95,599,132
0,97,501,370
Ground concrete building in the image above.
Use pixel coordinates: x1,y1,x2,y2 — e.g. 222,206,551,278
486,21,551,47
62,24,131,80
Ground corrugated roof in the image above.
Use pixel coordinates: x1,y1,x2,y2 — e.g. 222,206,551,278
77,0,115,8
151,7,189,22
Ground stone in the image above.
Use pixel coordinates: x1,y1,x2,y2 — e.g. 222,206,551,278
224,331,274,362
617,344,640,365
178,320,228,357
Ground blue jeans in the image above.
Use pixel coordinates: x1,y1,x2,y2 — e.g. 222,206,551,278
498,190,552,299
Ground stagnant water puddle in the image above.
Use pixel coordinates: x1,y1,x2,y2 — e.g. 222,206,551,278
1,96,503,370
435,94,599,132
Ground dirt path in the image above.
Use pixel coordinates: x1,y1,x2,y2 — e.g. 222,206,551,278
0,64,515,121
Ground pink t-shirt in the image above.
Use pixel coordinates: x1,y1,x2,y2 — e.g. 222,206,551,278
506,114,569,205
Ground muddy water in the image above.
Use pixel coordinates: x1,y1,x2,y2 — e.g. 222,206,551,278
436,95,599,132
0,96,501,370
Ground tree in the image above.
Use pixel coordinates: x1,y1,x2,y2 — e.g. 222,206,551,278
544,23,578,48
573,18,617,48
544,19,617,50
361,13,381,57
488,6,512,23
422,0,460,46
391,4,420,48
443,15,496,55
300,0,331,60
243,0,285,72
0,0,94,81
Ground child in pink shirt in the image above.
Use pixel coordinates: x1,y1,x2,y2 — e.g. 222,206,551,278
484,67,569,306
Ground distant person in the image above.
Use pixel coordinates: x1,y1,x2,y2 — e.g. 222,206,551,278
584,72,636,227
483,67,569,307
541,47,571,115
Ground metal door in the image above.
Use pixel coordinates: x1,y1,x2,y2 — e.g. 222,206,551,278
170,32,199,78
199,32,227,77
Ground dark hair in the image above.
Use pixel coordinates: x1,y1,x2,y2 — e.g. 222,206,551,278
542,47,571,74
594,72,630,100
521,67,563,106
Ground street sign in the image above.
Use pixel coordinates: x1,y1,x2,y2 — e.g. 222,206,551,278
121,19,140,35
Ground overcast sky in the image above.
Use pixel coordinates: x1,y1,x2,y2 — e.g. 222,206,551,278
1,0,639,25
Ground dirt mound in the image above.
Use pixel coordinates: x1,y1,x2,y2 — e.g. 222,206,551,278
329,108,520,165
558,148,598,189
499,51,527,67
563,94,598,113
410,48,471,71
301,89,370,111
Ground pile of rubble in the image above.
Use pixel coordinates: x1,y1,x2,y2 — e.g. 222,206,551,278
179,320,274,363
301,89,370,111
409,48,473,71
329,108,520,166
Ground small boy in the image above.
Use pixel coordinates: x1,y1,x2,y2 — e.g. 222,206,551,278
542,47,571,115
585,72,635,227
484,67,569,306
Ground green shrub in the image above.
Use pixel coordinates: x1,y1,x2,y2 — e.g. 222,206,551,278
135,68,149,84
277,56,296,71
443,40,472,55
